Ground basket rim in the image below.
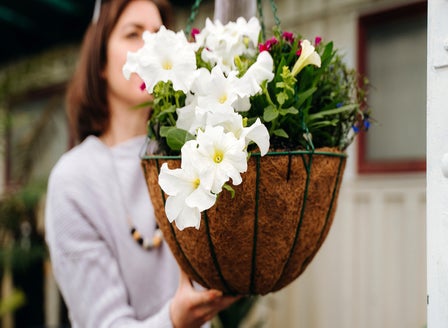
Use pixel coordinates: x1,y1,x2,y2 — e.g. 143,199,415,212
141,149,347,160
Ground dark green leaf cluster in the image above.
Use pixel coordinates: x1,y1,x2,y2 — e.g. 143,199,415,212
247,28,370,151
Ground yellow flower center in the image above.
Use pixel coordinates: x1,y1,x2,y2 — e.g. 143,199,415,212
162,60,173,70
213,151,224,163
193,178,200,189
218,94,227,104
243,36,250,47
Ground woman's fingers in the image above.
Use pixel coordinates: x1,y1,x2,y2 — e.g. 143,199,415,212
172,270,242,327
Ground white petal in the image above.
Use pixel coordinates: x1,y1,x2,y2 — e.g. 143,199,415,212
291,39,321,76
242,118,270,155
158,163,194,196
238,51,274,97
174,204,201,230
185,186,216,212
165,194,185,223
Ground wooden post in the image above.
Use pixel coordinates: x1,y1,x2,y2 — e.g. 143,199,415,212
214,0,256,23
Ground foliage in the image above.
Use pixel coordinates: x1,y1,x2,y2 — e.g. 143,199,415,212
250,28,370,150
0,182,47,272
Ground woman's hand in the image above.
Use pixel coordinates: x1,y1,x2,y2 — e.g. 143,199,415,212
170,270,241,328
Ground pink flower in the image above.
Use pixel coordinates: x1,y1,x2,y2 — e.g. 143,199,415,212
282,31,294,43
140,82,146,91
259,43,268,52
191,28,200,40
315,36,322,46
258,37,278,52
296,40,303,56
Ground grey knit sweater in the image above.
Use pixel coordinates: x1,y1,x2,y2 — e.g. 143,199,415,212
45,135,179,327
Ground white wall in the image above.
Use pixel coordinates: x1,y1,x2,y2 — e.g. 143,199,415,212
427,0,448,326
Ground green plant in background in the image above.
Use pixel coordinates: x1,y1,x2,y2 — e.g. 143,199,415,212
0,91,61,324
0,289,26,318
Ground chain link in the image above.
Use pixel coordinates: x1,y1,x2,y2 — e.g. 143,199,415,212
186,0,281,40
185,0,203,37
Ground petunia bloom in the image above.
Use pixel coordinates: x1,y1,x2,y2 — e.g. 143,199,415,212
194,125,247,193
291,39,321,77
158,142,217,230
194,17,261,73
123,26,197,93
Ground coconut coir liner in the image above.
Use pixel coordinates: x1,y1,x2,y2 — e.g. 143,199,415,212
141,147,346,295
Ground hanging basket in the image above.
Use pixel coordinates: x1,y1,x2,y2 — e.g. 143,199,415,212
141,147,346,295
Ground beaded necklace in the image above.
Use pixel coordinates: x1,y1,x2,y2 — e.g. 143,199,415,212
109,143,163,251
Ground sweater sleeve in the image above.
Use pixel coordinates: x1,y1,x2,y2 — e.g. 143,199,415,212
45,162,174,328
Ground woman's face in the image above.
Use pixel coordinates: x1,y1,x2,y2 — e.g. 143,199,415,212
104,0,162,108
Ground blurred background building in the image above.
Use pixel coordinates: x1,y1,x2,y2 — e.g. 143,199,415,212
0,0,426,327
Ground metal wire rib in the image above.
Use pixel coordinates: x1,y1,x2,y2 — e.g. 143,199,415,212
298,155,345,273
142,150,346,160
203,212,234,294
249,155,261,294
271,152,313,291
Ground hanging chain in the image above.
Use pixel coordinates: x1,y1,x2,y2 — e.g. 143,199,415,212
269,0,281,32
185,0,203,37
257,0,282,40
257,0,266,40
186,0,281,41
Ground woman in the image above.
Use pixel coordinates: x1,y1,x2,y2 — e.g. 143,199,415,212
45,0,239,327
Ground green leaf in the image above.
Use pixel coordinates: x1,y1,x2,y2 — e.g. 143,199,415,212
276,92,288,106
296,87,317,108
263,105,278,122
159,126,174,137
308,104,358,122
222,184,235,198
279,107,298,116
156,105,177,118
165,128,195,150
320,41,335,68
308,120,339,129
273,129,289,138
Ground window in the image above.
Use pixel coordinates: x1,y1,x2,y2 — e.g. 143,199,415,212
357,1,427,173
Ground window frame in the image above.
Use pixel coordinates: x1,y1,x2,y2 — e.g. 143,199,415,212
357,1,427,174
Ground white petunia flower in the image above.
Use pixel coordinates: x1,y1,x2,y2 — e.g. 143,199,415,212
195,66,240,114
291,39,321,77
176,94,205,135
237,50,274,97
195,125,247,193
123,26,197,93
210,112,270,156
158,142,217,230
194,17,262,73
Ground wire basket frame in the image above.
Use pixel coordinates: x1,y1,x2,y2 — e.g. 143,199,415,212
141,148,346,295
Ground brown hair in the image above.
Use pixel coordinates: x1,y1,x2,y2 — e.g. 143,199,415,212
66,0,173,143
